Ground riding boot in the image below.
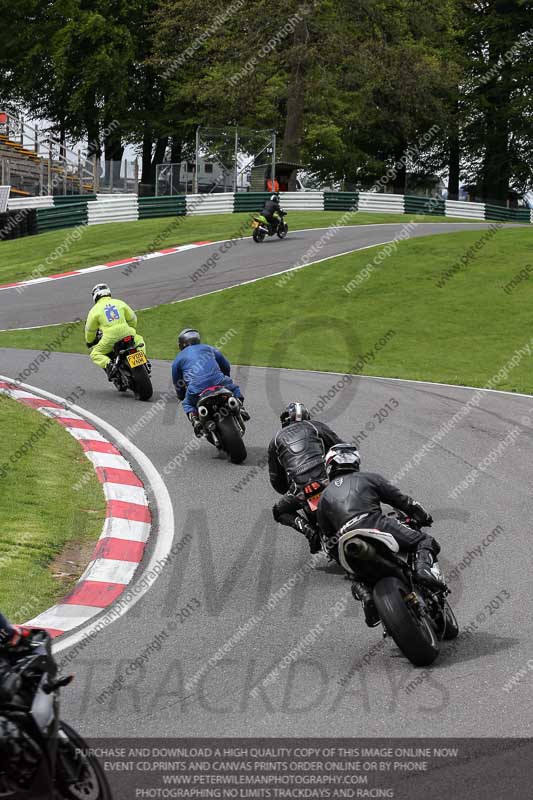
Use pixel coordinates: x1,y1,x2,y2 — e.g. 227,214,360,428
351,580,380,627
414,545,446,590
188,412,203,438
105,363,116,381
294,517,321,554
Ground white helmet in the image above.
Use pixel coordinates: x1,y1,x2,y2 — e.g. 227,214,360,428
325,443,361,479
92,283,111,303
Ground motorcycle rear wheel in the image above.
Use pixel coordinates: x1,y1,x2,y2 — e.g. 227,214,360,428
217,414,247,464
132,364,153,401
253,228,266,243
55,721,111,800
373,577,440,667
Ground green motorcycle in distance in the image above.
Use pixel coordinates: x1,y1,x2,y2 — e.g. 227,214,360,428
251,210,288,242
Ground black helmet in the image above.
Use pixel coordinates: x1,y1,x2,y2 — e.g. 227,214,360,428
178,328,201,350
280,402,311,427
325,443,361,479
270,193,279,202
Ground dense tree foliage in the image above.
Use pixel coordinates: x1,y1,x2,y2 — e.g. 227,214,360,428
0,0,531,200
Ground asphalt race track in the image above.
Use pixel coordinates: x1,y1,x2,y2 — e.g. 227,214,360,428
0,221,501,329
2,218,533,799
1,348,532,740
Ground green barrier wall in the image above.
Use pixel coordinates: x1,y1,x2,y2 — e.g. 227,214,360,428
404,195,446,216
324,192,359,211
36,202,88,233
234,192,271,212
138,195,187,219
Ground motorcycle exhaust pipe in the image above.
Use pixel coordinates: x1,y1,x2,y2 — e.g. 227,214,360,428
227,396,240,412
345,538,376,561
198,406,209,418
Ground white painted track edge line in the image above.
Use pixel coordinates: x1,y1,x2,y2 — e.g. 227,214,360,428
0,375,175,656
248,364,533,401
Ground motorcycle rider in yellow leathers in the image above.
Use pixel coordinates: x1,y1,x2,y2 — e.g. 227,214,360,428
85,284,147,379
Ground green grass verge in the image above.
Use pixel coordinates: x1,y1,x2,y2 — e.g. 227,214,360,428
0,210,473,285
0,395,106,621
1,228,532,392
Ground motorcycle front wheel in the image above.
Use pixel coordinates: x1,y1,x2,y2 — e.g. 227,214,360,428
441,599,459,640
55,721,111,800
373,577,440,667
277,223,288,239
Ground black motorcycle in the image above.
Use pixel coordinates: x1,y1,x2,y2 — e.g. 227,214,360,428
197,385,247,464
334,512,459,666
99,331,153,401
0,628,111,799
251,210,288,243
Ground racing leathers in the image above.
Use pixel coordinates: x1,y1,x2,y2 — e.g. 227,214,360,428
261,197,282,229
317,472,442,623
268,420,342,550
85,296,145,370
171,343,244,418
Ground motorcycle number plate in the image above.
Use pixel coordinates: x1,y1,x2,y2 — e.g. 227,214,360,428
251,220,259,229
307,494,321,512
127,351,147,368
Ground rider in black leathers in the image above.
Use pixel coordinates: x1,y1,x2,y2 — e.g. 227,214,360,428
268,402,342,553
317,443,443,626
261,193,283,230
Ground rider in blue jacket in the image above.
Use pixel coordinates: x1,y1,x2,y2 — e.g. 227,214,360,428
172,328,250,436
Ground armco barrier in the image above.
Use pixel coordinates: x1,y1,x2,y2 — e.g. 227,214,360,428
276,191,324,210
234,192,270,212
511,207,532,223
138,195,186,219
7,196,54,210
445,199,485,220
186,193,234,215
358,191,404,213
484,203,512,222
36,202,88,233
53,194,97,206
1,191,531,238
87,194,138,225
404,195,445,216
324,192,358,211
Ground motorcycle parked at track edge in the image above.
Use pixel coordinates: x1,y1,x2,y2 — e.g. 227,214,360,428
334,511,459,666
196,385,247,463
251,211,288,243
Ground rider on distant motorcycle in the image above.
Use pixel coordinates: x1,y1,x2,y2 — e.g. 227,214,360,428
261,193,284,231
172,328,249,436
268,402,343,553
85,284,147,380
317,443,443,627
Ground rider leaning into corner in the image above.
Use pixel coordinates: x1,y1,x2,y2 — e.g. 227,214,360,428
261,193,283,229
317,443,443,627
85,283,148,380
171,328,250,436
268,402,343,553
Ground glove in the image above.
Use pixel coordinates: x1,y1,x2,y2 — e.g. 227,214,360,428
409,500,433,527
